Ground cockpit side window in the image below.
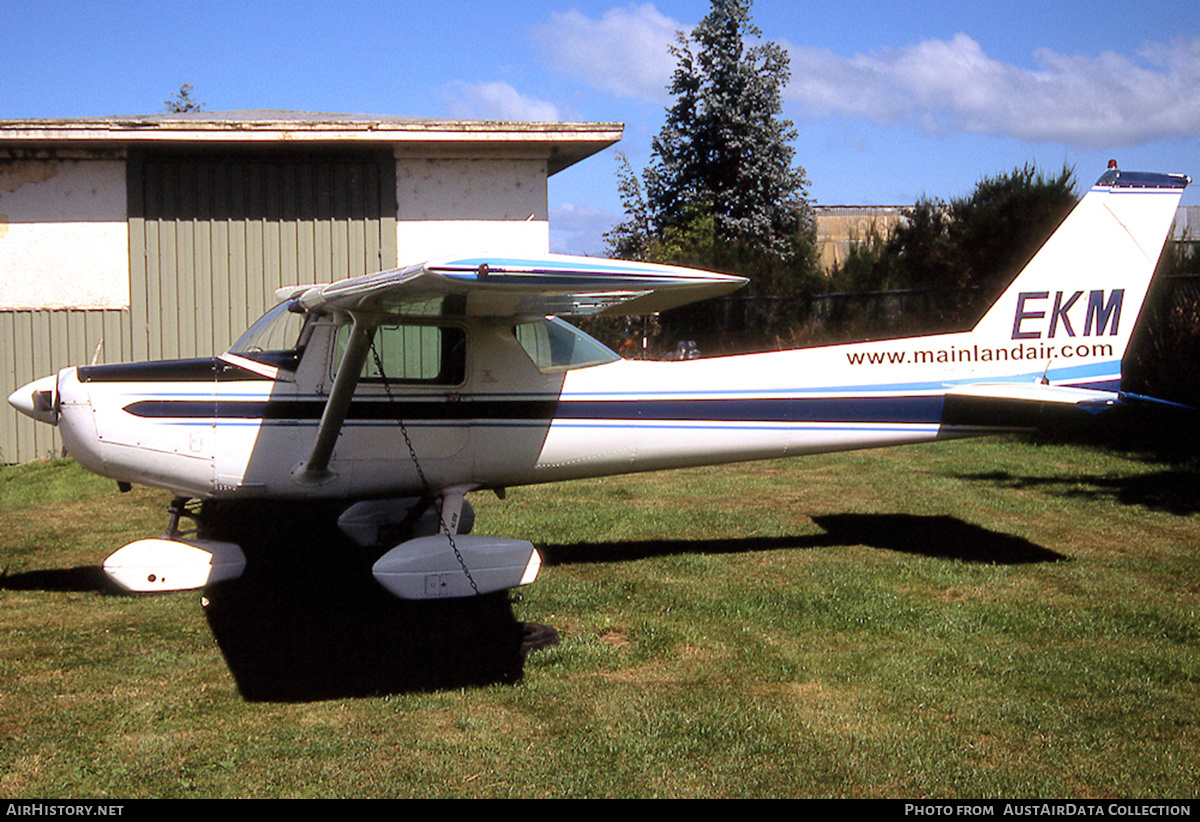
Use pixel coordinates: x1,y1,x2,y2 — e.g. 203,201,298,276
334,323,466,386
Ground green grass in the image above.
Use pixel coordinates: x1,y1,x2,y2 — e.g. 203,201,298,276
1,437,1197,798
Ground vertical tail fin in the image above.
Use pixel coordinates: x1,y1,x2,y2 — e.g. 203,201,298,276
969,168,1188,391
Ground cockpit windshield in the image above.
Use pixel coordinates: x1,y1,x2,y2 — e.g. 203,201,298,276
227,301,311,369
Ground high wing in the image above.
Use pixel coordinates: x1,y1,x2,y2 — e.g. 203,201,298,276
289,254,745,482
279,254,748,318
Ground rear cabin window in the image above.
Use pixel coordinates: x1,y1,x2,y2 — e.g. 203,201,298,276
515,318,620,373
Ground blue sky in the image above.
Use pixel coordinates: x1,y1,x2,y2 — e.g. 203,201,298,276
4,0,1198,255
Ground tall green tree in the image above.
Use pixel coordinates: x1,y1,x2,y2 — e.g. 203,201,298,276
608,0,814,281
604,0,816,351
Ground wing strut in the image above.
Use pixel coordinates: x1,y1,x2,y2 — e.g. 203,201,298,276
296,314,374,483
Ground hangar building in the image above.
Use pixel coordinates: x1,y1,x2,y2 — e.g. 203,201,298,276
0,112,621,462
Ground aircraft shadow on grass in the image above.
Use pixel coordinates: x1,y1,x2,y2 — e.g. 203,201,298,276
3,511,1060,702
954,467,1200,517
542,512,1064,566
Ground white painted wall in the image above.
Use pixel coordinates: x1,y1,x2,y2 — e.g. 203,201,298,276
0,154,552,312
0,159,129,309
394,157,550,263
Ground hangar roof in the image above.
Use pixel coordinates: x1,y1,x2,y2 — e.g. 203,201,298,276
0,111,624,176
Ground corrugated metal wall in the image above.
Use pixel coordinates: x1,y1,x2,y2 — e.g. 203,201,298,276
1,147,397,463
129,148,398,361
0,309,133,462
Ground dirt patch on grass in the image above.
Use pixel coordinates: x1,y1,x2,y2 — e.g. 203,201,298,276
599,629,631,647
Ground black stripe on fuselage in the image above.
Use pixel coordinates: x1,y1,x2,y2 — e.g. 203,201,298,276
121,395,946,424
78,359,276,383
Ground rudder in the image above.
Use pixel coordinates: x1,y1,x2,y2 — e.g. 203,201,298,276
969,167,1188,390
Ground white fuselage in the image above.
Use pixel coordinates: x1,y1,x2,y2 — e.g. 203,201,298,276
50,315,1106,502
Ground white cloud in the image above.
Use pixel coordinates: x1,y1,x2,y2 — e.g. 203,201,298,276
550,202,618,256
444,80,561,122
533,4,683,102
786,34,1200,147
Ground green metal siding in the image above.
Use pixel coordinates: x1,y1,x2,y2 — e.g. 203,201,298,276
129,148,397,361
1,148,397,464
0,308,133,463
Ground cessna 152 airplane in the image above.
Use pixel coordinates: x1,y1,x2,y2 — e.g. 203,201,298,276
7,166,1190,600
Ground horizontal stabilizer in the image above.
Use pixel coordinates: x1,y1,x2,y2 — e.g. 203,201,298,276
943,382,1122,430
1117,392,1196,412
946,382,1122,407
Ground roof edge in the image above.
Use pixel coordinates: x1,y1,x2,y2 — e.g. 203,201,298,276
0,112,624,175
0,111,622,136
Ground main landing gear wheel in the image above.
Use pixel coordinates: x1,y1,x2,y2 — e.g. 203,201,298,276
519,622,559,653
